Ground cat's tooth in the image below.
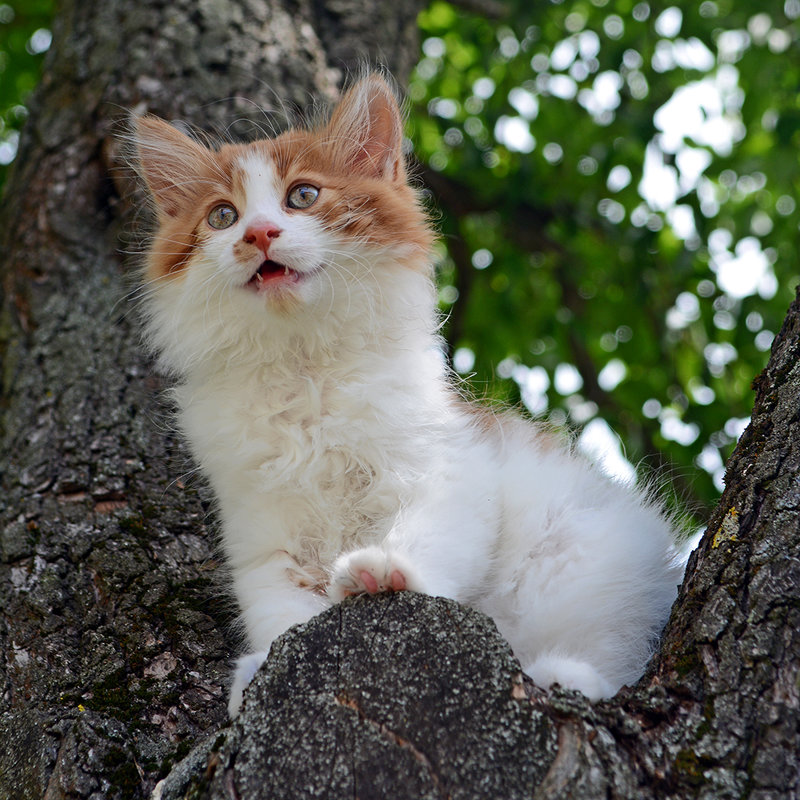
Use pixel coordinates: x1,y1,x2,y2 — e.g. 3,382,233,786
256,272,263,283
284,265,289,276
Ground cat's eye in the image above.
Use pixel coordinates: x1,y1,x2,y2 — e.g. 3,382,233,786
207,204,239,230
286,184,319,210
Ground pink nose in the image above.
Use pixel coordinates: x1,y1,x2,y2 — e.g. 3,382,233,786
243,221,282,255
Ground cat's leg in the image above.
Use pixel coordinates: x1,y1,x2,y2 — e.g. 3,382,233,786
328,463,497,604
327,545,425,601
491,440,680,704
228,650,271,717
229,551,330,716
524,653,616,701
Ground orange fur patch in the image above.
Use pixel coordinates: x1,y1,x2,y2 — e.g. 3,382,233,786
138,78,434,284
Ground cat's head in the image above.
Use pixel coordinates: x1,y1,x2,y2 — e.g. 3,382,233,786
130,74,435,370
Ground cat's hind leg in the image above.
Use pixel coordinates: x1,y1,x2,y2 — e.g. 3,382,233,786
327,545,424,602
524,652,616,701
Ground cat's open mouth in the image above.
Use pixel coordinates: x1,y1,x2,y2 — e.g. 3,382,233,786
246,259,301,290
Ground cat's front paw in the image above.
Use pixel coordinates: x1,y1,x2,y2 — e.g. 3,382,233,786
228,650,269,717
327,546,423,603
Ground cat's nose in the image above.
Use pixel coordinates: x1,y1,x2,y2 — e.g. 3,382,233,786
243,221,282,255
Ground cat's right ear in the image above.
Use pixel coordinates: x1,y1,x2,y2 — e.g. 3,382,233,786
326,74,405,182
130,115,214,217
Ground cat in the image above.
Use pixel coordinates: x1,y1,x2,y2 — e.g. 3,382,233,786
130,73,683,717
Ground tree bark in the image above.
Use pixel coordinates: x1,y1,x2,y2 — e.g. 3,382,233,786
0,1,423,798
2,1,798,799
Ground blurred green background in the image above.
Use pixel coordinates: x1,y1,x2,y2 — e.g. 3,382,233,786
0,1,50,185
2,0,798,524
410,0,799,524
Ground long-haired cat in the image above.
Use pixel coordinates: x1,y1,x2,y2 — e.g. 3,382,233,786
130,73,682,716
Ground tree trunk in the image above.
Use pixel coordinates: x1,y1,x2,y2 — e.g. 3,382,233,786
2,1,798,799
0,1,423,797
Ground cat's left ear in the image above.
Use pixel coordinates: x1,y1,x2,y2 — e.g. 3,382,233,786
327,74,405,181
130,115,217,217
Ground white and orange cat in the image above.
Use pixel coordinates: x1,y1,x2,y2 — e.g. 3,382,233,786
131,74,682,716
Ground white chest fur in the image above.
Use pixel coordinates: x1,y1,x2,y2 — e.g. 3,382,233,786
176,328,449,571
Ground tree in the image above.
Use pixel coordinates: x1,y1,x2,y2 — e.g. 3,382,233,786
1,1,798,799
0,0,423,796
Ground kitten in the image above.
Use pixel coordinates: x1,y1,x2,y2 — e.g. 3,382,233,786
130,74,682,717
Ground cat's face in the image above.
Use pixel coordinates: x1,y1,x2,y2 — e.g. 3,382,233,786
133,76,433,318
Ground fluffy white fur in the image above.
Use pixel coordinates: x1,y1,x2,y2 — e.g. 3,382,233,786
133,76,682,717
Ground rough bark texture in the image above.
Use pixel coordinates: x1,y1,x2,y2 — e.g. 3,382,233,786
1,0,799,798
0,1,423,798
156,593,558,800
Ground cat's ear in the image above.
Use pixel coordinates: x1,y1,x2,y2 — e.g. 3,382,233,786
131,115,215,217
327,75,405,181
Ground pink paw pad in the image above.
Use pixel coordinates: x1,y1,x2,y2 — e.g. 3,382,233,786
328,548,419,602
347,568,407,595
358,570,379,594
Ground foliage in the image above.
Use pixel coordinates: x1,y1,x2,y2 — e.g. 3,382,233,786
0,0,53,187
411,0,800,519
